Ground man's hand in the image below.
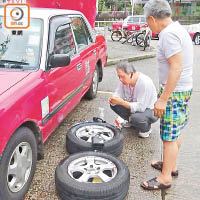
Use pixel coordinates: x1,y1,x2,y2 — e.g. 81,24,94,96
154,98,167,118
109,96,124,105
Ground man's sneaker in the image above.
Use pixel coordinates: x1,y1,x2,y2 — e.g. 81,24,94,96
122,121,132,128
138,129,152,138
115,116,131,128
115,116,124,128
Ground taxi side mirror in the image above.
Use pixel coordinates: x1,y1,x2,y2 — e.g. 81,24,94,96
49,54,70,68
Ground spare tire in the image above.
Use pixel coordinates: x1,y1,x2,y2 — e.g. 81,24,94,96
55,151,130,200
66,122,123,156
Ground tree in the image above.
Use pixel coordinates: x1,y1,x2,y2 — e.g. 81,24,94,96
98,0,104,11
104,0,115,9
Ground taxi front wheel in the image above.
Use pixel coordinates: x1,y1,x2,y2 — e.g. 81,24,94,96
0,127,37,200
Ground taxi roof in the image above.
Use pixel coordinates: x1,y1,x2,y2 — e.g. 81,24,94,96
0,7,82,20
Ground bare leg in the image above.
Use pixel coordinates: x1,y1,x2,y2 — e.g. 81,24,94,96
143,140,178,188
172,135,183,172
157,140,179,184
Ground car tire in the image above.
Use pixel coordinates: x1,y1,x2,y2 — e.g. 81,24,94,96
85,65,99,99
194,32,200,45
55,151,130,200
0,127,37,200
111,31,122,41
66,122,123,156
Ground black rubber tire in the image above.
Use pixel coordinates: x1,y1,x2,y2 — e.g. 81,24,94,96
66,122,123,156
143,36,150,51
194,32,200,45
111,31,122,41
121,34,132,44
85,65,99,99
132,35,137,46
55,151,130,200
0,127,37,200
136,32,145,47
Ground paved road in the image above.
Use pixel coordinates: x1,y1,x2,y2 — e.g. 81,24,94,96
25,42,200,200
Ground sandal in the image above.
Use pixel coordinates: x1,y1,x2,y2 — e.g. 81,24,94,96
141,177,171,190
151,161,179,177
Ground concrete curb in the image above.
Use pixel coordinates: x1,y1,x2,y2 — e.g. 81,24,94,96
106,52,156,66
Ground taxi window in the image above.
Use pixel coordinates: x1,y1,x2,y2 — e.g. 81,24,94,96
140,17,146,23
71,17,93,51
53,24,76,56
129,17,140,23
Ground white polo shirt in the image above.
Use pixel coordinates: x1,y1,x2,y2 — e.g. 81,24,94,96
114,73,157,113
157,21,193,91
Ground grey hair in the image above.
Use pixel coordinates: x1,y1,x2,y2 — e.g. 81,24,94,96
144,0,172,19
116,62,136,74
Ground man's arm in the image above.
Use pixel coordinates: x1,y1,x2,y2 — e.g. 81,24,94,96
109,96,131,109
154,52,182,117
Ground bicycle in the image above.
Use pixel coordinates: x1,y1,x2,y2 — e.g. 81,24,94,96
110,28,133,42
136,26,152,50
120,31,139,46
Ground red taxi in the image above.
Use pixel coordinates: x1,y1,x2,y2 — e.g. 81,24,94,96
112,15,159,39
0,7,107,200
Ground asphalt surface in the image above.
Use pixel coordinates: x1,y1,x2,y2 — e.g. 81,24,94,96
25,35,200,200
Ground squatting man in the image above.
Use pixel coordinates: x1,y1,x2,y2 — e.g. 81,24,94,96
109,62,158,138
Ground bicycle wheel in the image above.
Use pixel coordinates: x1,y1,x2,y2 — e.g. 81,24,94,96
111,31,122,41
121,34,132,44
131,33,137,46
136,33,145,47
144,36,151,50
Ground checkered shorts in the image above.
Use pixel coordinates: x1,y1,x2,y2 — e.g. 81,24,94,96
159,88,192,141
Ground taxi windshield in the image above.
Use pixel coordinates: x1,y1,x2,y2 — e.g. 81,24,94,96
0,17,43,70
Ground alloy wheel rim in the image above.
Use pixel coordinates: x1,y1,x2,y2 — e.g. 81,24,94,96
68,156,117,183
7,142,32,193
75,125,114,143
195,35,200,45
92,69,98,93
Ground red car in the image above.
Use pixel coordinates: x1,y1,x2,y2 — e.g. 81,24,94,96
191,32,200,45
0,7,107,200
112,15,159,39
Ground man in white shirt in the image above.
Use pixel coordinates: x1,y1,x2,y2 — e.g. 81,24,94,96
141,0,193,191
109,61,158,138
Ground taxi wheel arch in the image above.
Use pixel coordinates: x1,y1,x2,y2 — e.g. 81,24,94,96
0,127,37,200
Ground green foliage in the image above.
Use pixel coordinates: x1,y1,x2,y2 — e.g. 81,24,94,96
134,4,143,15
98,0,104,11
98,0,132,11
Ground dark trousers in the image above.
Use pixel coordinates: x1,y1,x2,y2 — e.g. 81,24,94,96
110,104,158,133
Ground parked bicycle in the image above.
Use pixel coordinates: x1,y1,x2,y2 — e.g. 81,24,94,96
110,28,133,42
135,26,152,50
120,31,138,46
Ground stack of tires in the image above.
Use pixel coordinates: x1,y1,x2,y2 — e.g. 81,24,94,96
55,119,130,200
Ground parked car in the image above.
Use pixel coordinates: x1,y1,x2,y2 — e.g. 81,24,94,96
112,15,158,39
184,23,200,45
0,7,107,200
190,31,200,45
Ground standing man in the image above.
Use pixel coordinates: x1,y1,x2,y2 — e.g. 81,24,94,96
141,0,193,190
109,62,158,138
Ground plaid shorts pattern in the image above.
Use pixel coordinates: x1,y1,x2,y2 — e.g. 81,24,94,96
159,88,192,141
